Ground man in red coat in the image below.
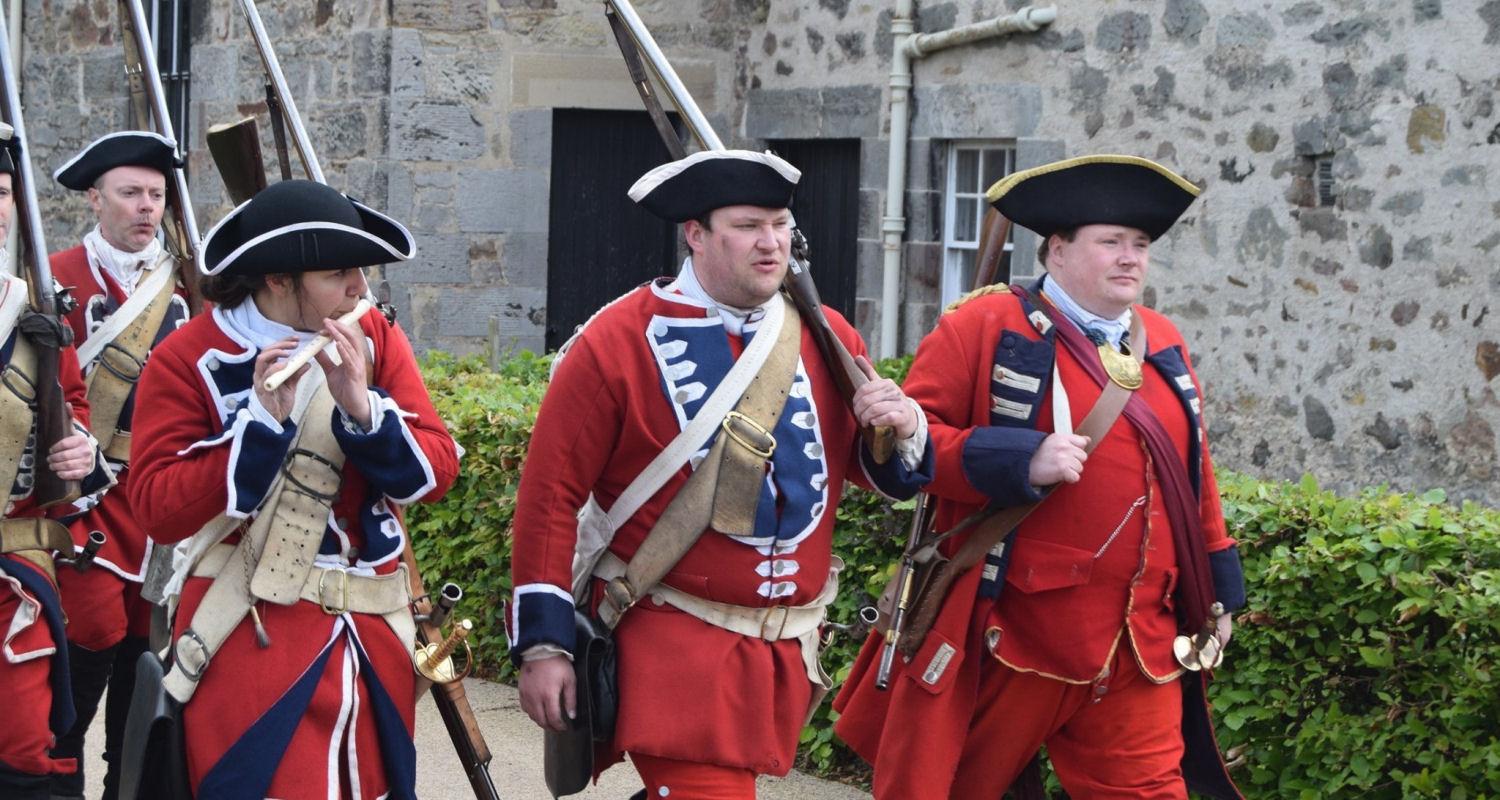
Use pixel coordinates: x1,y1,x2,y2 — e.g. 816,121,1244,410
834,155,1247,799
45,131,191,800
0,146,110,799
511,150,933,798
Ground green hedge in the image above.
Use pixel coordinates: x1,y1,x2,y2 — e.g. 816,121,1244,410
408,352,1500,797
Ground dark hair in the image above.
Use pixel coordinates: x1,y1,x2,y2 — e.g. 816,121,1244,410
1036,227,1078,266
200,272,302,310
692,212,713,231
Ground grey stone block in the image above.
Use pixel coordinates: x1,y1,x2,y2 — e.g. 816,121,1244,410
390,28,426,98
1162,0,1208,44
909,85,1043,139
744,86,881,139
437,285,547,340
859,137,888,191
392,0,488,31
508,109,552,169
389,100,486,161
408,233,475,284
501,232,550,288
456,168,549,233
352,30,392,96
1096,11,1152,53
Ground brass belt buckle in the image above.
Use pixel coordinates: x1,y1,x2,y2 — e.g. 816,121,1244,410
318,569,350,615
760,605,790,640
722,410,775,459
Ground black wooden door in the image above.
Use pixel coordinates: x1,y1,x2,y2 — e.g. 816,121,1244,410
547,109,680,351
766,139,860,316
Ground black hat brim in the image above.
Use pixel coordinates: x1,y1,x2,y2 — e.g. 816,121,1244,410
986,155,1200,241
201,180,415,277
54,131,180,190
628,150,801,223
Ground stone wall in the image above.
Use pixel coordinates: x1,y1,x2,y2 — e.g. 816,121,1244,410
14,0,1499,503
738,0,1500,502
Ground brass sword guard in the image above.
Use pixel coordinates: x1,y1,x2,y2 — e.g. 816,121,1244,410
415,618,474,684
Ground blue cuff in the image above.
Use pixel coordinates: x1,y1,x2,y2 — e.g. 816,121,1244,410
859,436,934,500
961,426,1049,508
230,410,298,517
1209,548,1247,612
332,388,438,504
508,585,577,667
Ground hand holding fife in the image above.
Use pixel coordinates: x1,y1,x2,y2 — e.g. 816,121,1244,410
852,356,918,440
47,433,95,480
519,655,577,732
1028,432,1090,487
312,316,372,429
253,337,307,421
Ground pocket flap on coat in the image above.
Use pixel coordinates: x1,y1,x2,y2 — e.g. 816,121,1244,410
1004,537,1094,594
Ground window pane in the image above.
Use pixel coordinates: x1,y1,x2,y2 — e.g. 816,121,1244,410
982,149,1010,190
955,197,978,242
956,149,979,192
956,248,977,295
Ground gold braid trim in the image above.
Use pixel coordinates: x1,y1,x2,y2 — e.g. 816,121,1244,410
943,283,1010,315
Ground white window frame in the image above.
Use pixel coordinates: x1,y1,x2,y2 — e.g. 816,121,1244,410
941,142,1016,308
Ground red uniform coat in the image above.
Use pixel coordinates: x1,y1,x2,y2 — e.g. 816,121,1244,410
834,286,1244,798
50,244,191,648
129,306,459,799
511,278,929,776
1,325,96,777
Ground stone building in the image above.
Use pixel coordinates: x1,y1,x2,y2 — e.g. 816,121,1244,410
14,0,1499,502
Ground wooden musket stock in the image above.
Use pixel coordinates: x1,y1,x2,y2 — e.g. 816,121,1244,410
0,23,80,508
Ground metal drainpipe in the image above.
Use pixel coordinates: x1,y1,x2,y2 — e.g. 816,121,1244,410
878,4,1057,359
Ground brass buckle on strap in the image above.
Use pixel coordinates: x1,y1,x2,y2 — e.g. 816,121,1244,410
722,410,775,460
603,576,638,618
318,569,350,615
759,605,790,641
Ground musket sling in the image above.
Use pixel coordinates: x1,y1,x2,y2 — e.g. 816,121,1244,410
83,260,179,463
0,517,73,582
163,379,414,704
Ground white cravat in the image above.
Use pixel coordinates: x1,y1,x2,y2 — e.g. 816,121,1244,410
221,296,317,352
672,257,769,337
83,225,163,296
1041,273,1132,351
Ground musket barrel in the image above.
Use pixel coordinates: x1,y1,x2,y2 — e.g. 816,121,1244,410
237,0,325,184
121,0,202,262
0,21,55,304
604,0,723,151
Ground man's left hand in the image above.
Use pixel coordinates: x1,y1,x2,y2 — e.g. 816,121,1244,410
852,356,919,439
1215,611,1233,650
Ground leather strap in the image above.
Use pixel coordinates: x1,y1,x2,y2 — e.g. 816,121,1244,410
597,296,802,629
81,257,180,464
895,311,1144,657
0,517,72,583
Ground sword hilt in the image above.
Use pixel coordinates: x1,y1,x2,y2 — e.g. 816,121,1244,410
416,618,473,684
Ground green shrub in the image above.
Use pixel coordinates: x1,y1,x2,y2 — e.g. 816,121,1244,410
410,352,1500,797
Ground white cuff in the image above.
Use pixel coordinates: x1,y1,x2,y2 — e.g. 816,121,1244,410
246,392,286,434
896,397,928,472
521,643,574,663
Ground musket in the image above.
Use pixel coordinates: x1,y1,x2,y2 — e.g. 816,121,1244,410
604,0,896,463
873,208,1011,689
0,23,81,509
227,5,496,796
118,0,203,316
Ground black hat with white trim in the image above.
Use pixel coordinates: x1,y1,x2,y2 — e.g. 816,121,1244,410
985,155,1201,241
54,131,181,190
628,150,801,223
200,179,416,277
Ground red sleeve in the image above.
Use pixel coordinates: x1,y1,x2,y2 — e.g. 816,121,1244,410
126,342,232,544
367,316,459,504
902,308,992,507
59,344,90,430
511,333,623,593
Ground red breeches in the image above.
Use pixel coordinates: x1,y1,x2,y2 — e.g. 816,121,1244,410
950,646,1186,800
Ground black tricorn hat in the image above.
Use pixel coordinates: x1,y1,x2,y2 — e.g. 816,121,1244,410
54,131,181,190
628,149,801,223
986,155,1200,241
200,179,416,277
